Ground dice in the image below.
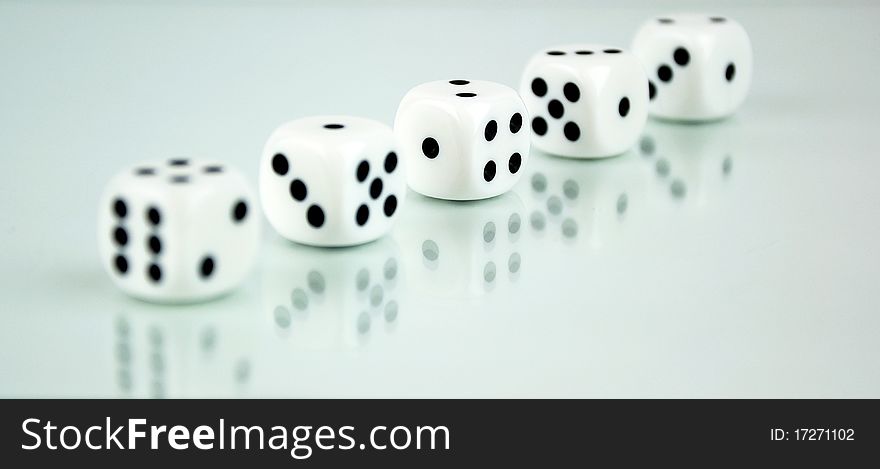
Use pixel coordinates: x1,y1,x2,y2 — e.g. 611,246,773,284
631,14,753,121
98,158,260,303
262,236,402,348
520,45,648,158
395,194,524,298
394,79,530,200
260,116,405,247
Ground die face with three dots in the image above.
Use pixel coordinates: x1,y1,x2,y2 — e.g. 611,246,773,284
521,45,649,159
260,116,404,247
98,159,260,303
631,14,753,121
394,79,530,201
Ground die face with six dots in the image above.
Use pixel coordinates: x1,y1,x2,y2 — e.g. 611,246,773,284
394,79,531,201
631,14,753,121
98,159,261,303
521,44,649,159
259,116,404,247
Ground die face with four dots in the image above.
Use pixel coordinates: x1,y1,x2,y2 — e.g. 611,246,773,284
631,14,753,121
98,159,260,303
394,79,530,201
260,116,404,247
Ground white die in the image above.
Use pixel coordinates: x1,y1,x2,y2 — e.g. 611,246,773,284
261,237,403,348
97,158,260,303
520,45,649,158
631,14,753,121
394,79,530,201
259,116,405,247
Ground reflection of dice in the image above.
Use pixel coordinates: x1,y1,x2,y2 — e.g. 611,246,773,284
396,193,524,297
113,299,257,398
394,79,530,200
517,150,648,250
520,45,648,158
98,158,260,303
632,14,753,121
637,120,736,206
261,237,402,348
260,116,405,247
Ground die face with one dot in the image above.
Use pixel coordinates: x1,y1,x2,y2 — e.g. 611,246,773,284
98,158,260,303
631,14,753,121
520,45,648,159
260,116,405,247
394,79,530,201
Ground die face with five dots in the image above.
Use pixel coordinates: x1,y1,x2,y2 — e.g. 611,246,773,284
521,45,649,159
259,116,404,247
98,159,260,303
631,14,753,121
394,79,530,201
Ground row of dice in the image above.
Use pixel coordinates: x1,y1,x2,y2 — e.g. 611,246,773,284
98,13,752,304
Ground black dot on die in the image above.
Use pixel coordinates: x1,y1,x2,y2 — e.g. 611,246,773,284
324,123,344,129
148,235,162,254
649,81,657,100
509,153,522,174
546,50,565,56
113,199,127,218
422,137,439,159
170,175,189,184
484,120,497,142
356,204,370,226
147,207,161,226
483,160,496,182
307,205,325,228
532,117,548,136
531,78,548,97
135,168,155,176
726,63,736,82
370,178,383,199
576,50,593,55
204,165,223,174
658,18,674,24
200,256,215,278
710,17,727,23
604,49,621,54
114,255,128,275
509,113,523,133
548,99,564,119
563,83,580,102
148,264,162,283
356,160,370,182
384,195,398,217
168,159,189,166
272,154,289,176
384,152,398,173
456,92,477,98
658,65,673,82
113,227,128,246
290,179,307,201
673,47,690,66
449,79,470,85
232,200,248,222
564,122,580,141
619,97,631,117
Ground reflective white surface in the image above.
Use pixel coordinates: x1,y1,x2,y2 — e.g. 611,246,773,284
1,1,879,397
